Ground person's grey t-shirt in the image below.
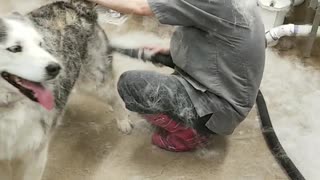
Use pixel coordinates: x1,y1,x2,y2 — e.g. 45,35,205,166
147,0,265,135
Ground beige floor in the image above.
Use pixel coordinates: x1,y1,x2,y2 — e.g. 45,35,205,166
42,93,287,180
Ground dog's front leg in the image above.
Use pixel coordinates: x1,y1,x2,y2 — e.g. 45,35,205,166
106,83,133,134
19,143,48,180
113,97,133,134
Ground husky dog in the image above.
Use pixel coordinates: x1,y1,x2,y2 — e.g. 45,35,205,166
0,1,132,179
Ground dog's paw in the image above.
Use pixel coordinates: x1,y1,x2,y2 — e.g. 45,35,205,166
117,119,133,134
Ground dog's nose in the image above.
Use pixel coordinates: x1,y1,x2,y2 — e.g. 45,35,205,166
46,63,61,78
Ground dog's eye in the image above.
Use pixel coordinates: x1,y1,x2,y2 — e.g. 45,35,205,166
6,45,22,53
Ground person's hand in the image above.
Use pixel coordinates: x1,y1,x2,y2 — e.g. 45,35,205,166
143,45,170,55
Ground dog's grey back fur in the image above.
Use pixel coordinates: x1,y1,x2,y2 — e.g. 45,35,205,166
0,18,7,43
27,1,112,116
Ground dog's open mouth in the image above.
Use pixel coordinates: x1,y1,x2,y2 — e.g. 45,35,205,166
1,72,54,110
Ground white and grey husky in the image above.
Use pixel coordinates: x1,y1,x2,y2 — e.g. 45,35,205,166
0,1,133,179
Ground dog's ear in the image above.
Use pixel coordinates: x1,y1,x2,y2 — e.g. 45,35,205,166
0,18,7,43
7,12,33,26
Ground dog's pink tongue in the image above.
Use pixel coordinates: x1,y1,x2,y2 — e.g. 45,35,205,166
21,81,54,111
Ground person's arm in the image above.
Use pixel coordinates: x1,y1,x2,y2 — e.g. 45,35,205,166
89,0,153,16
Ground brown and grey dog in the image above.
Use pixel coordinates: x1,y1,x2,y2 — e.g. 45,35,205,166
0,1,132,179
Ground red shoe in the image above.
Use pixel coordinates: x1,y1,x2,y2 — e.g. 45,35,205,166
151,128,209,152
143,114,209,152
143,114,188,133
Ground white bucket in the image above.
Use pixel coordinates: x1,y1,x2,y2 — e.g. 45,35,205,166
258,0,304,31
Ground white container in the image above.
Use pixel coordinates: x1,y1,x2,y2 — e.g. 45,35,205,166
258,0,304,31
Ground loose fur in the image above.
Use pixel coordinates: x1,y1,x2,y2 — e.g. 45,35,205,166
0,1,132,179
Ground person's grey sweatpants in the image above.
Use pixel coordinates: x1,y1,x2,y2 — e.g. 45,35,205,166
117,70,212,134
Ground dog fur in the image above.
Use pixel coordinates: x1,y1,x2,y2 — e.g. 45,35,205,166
0,1,132,179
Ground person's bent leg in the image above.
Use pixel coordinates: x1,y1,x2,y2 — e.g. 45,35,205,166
117,70,211,151
117,70,197,123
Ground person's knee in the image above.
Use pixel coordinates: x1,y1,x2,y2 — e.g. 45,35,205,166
117,71,146,103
